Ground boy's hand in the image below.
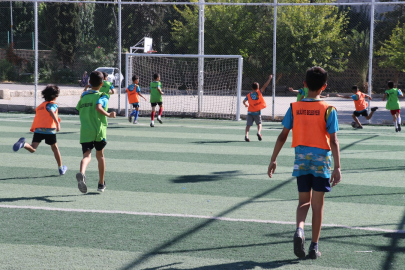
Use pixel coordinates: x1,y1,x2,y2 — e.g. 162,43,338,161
244,104,248,108
110,89,115,94
368,96,372,100
109,111,117,118
330,168,341,187
288,87,293,92
56,123,61,132
267,161,277,178
144,97,147,101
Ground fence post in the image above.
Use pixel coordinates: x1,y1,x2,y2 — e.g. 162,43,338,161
34,0,38,108
118,0,122,115
272,0,277,120
367,0,375,116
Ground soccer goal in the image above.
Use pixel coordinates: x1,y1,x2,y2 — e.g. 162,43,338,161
125,53,243,120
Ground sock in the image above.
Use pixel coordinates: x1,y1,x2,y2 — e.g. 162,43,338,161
309,242,318,250
130,110,136,117
134,110,139,121
394,121,398,128
58,166,63,170
398,115,401,125
151,111,155,121
158,107,163,116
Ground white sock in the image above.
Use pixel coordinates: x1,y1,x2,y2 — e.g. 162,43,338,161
398,116,401,125
394,121,398,128
151,120,154,124
58,166,63,169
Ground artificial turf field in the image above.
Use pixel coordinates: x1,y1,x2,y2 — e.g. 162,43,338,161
0,114,404,270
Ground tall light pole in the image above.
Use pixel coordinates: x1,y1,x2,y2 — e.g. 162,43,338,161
10,1,14,47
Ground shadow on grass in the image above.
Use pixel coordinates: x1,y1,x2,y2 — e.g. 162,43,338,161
0,194,78,203
120,177,296,270
382,209,405,270
143,260,299,270
340,135,379,151
191,141,243,144
171,171,240,183
0,174,59,181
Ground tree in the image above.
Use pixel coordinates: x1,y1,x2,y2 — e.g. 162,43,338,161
346,29,370,90
42,2,81,67
376,23,405,84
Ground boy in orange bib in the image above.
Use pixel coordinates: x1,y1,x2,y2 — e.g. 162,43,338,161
13,85,67,175
268,67,341,259
242,74,272,141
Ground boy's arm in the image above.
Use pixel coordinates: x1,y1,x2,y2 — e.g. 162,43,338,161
329,132,341,187
382,93,387,101
398,89,403,98
364,94,372,100
138,93,147,101
320,94,329,98
335,94,352,99
268,127,290,178
157,86,164,95
83,85,90,92
48,110,60,132
260,75,273,92
243,99,248,108
288,87,299,94
96,104,116,118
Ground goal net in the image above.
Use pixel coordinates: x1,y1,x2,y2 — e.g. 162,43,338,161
125,53,243,120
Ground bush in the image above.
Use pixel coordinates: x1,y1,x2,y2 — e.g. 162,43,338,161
0,59,18,81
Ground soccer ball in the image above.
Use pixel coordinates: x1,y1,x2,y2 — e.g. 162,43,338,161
351,121,358,128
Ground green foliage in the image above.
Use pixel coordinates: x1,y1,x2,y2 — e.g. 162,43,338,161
77,46,115,74
376,23,405,73
0,59,16,81
346,29,370,87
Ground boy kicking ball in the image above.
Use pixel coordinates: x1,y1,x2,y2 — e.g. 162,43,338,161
268,67,341,259
13,85,67,175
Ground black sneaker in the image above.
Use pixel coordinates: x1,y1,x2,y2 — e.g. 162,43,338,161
371,107,378,112
157,117,163,124
356,125,363,129
245,136,250,142
398,124,402,132
257,133,262,141
308,246,321,259
396,128,399,132
97,181,106,192
293,228,306,258
128,114,132,123
150,122,154,127
76,173,87,194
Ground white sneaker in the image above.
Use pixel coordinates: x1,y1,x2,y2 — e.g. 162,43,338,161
76,173,87,194
150,121,155,127
157,116,163,124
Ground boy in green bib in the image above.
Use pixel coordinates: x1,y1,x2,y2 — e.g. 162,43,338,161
76,71,116,193
150,73,164,127
383,81,403,132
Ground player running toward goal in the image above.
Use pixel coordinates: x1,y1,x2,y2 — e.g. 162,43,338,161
383,81,403,132
12,85,67,175
150,73,164,127
127,75,147,124
268,67,341,260
243,74,272,141
336,85,378,129
76,71,116,193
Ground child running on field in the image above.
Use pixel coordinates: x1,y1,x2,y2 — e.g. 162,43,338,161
242,74,272,141
383,81,403,132
127,75,147,124
13,85,67,175
150,73,164,127
336,85,378,129
268,67,341,260
75,71,116,193
99,72,115,96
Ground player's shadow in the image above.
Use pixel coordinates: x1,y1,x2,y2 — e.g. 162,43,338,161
191,141,242,144
0,175,59,181
0,194,78,203
143,259,299,270
57,132,78,134
171,170,240,183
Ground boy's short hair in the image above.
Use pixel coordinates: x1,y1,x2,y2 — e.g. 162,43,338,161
352,85,358,91
90,71,103,87
102,72,108,79
42,84,60,101
305,67,328,91
252,82,259,90
388,81,395,89
132,75,139,82
153,73,160,80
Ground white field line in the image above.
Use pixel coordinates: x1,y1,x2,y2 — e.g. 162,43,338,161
0,204,404,234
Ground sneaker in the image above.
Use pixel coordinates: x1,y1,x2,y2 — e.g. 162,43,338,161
396,128,399,132
157,116,163,124
371,107,378,112
76,172,87,194
398,124,402,132
150,122,154,127
97,181,106,192
356,125,363,129
13,137,26,152
245,136,250,142
293,228,306,258
257,133,262,141
128,114,132,123
133,120,138,124
308,246,321,259
59,165,68,175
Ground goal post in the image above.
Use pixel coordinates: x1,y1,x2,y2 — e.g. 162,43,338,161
125,53,243,120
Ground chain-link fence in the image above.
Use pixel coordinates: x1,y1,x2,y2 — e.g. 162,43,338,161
1,0,404,123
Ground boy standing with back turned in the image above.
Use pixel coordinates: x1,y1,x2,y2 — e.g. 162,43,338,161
150,73,164,127
383,81,403,132
76,71,116,193
268,67,341,259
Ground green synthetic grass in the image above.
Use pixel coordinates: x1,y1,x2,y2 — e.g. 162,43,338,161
0,114,404,269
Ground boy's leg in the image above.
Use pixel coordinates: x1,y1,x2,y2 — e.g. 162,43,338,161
309,190,325,259
157,104,163,124
365,108,378,120
397,112,401,131
257,123,262,141
294,191,311,258
392,113,398,131
151,105,156,127
96,149,105,186
245,125,250,142
77,149,91,194
134,108,139,123
50,143,62,167
80,150,91,175
352,114,362,128
24,142,40,153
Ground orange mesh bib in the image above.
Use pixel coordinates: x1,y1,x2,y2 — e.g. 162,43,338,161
30,101,58,132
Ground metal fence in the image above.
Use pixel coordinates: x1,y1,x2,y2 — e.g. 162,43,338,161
1,0,405,123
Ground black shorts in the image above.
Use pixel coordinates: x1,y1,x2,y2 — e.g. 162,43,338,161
353,109,368,117
32,132,57,145
151,102,163,107
297,174,331,193
81,140,107,154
